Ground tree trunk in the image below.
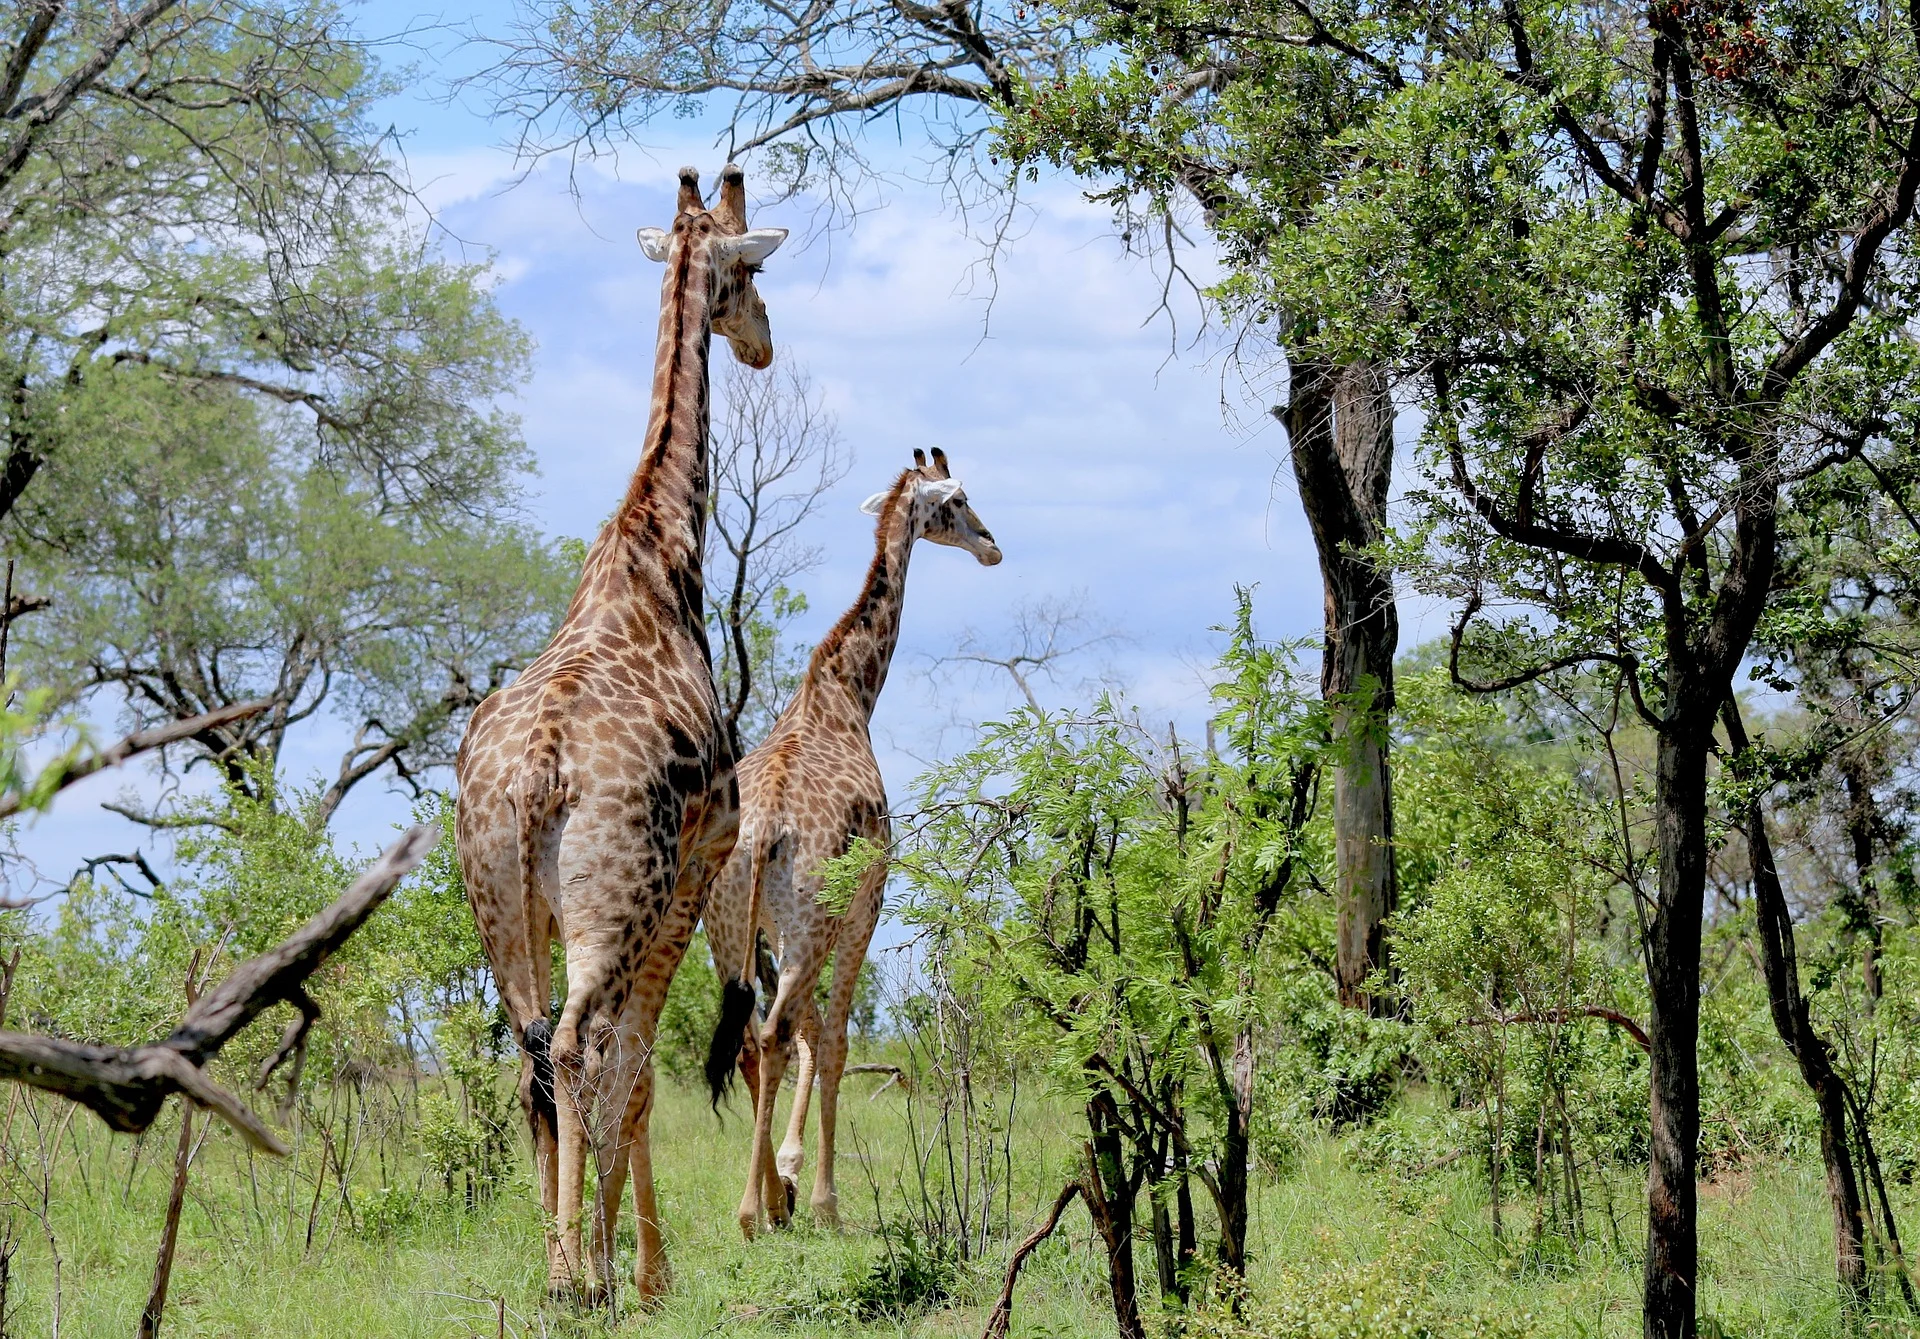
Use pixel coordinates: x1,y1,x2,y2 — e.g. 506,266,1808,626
1217,1029,1253,1278
1280,356,1399,1013
1084,1100,1144,1339
1724,703,1869,1307
1644,716,1711,1339
1841,763,1884,1005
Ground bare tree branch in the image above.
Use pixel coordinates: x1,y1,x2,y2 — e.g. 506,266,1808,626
0,824,438,1153
0,698,272,821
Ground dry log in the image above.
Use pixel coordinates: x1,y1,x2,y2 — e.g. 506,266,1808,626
0,824,438,1153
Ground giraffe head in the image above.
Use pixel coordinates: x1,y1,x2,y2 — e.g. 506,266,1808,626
635,165,788,368
861,447,1003,566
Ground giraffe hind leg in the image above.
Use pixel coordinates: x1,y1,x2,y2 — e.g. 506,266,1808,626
813,882,884,1228
776,1000,823,1208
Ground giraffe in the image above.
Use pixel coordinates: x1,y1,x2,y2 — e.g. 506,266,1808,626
454,165,786,1303
703,447,1001,1238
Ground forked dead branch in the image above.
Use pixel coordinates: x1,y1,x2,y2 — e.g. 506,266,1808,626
0,824,439,1155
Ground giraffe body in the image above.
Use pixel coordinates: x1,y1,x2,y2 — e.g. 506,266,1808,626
705,449,1001,1237
455,166,785,1302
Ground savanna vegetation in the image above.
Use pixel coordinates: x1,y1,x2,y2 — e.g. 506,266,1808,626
2,0,1920,1337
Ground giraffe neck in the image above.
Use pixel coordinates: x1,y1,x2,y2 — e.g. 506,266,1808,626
571,235,716,638
809,481,917,722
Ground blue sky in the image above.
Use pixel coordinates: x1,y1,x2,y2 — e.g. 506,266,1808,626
8,7,1442,900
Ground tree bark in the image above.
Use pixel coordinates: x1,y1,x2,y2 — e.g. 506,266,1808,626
1841,762,1885,1004
1217,1029,1253,1278
1279,357,1399,1013
1084,1101,1145,1339
1644,716,1710,1339
1723,702,1869,1307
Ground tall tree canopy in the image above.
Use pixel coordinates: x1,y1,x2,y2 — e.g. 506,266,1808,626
0,0,514,525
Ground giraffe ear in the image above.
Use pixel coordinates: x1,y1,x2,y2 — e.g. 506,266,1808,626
713,228,788,266
918,478,964,504
860,490,891,516
636,228,671,262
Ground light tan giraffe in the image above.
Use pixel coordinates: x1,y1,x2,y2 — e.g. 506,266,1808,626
454,165,786,1303
703,447,1001,1237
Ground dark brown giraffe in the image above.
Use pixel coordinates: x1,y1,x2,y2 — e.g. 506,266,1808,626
454,165,786,1302
704,448,1001,1237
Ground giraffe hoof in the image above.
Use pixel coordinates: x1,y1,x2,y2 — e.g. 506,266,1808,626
738,1211,758,1242
781,1176,798,1221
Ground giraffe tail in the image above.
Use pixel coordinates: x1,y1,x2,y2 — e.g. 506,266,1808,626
706,832,772,1110
512,689,570,1139
523,1017,557,1139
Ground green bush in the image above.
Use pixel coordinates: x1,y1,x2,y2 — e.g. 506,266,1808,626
1188,1256,1535,1339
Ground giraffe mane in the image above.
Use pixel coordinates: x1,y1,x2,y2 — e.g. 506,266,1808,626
808,468,919,669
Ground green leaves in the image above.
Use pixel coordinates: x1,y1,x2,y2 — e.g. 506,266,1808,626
815,836,888,918
894,596,1325,1203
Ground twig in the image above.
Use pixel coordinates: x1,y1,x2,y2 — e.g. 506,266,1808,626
138,958,212,1339
847,1062,910,1097
0,825,437,1152
1410,1147,1469,1176
1461,1006,1651,1051
0,699,274,820
981,1178,1084,1339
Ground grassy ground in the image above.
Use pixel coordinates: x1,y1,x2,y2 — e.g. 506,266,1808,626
1,1074,1915,1338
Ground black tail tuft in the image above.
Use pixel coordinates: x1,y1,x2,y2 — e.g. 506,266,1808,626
706,978,758,1112
523,1018,556,1137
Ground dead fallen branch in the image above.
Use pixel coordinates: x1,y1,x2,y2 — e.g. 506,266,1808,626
0,824,438,1153
0,698,274,822
846,1062,910,1097
982,1177,1086,1339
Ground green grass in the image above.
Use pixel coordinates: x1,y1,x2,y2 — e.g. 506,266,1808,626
2,1077,1916,1338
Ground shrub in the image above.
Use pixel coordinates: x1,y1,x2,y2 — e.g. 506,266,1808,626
1188,1256,1535,1339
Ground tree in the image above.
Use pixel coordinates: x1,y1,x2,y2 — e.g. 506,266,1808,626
478,0,1408,1013
936,591,1120,714
0,1,571,829
5,369,570,832
898,594,1319,1333
473,0,1074,211
1201,0,1920,1330
0,1,536,622
706,359,849,757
